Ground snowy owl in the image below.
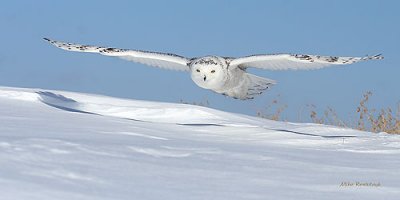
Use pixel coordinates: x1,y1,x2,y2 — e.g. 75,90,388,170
44,38,383,100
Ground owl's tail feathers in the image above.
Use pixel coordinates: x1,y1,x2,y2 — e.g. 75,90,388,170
244,73,276,99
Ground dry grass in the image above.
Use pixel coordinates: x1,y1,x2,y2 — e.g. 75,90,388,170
258,92,400,134
354,92,400,134
179,98,210,107
308,104,347,127
256,95,288,121
180,92,399,134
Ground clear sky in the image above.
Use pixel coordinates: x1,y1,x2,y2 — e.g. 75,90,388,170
0,0,399,122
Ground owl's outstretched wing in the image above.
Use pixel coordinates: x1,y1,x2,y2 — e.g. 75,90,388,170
229,53,383,70
44,38,190,71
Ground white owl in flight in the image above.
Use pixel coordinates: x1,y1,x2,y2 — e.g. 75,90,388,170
44,38,383,100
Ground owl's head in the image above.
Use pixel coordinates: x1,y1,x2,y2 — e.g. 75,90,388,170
189,56,227,90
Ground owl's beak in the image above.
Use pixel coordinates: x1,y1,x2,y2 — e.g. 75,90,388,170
203,75,207,81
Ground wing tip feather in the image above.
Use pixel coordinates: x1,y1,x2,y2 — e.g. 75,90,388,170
365,54,384,60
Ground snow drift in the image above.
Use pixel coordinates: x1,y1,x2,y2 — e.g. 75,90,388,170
0,86,399,200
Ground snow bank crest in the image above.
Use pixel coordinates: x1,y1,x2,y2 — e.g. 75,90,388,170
0,87,255,125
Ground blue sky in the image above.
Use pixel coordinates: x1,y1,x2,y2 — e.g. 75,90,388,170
1,0,399,121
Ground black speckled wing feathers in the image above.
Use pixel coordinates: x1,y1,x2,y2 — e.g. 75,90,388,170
229,53,383,70
44,38,190,71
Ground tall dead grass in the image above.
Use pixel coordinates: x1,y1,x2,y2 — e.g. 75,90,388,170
258,92,400,134
180,92,399,134
354,92,399,133
256,95,288,121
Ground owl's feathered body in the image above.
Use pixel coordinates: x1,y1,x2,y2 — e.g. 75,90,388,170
189,56,275,99
44,38,383,100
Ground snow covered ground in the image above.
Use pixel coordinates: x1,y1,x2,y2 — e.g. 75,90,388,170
0,86,399,200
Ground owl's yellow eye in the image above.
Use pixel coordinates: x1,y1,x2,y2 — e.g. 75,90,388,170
211,70,215,73
196,69,200,72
